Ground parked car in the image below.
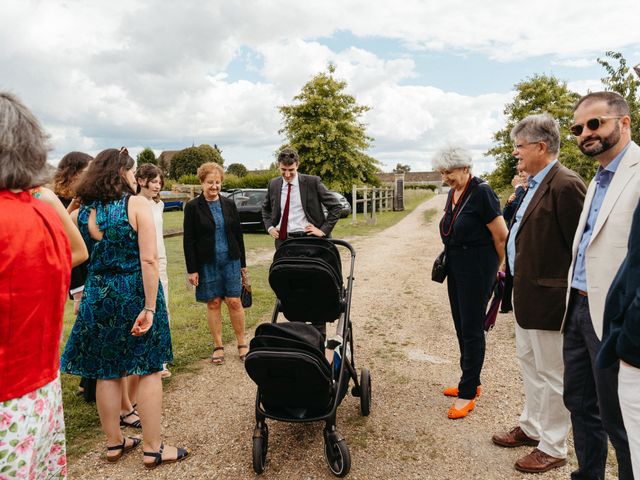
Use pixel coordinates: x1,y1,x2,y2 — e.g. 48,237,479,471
226,188,268,232
159,191,189,211
329,191,352,218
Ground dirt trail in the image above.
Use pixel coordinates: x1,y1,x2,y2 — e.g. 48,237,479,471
70,194,575,479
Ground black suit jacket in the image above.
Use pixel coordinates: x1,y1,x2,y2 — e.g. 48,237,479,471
183,194,246,274
509,162,586,330
261,173,341,236
597,198,640,369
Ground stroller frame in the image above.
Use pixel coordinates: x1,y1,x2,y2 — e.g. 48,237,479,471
247,238,371,477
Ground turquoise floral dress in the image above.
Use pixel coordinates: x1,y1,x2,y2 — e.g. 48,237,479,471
61,196,172,378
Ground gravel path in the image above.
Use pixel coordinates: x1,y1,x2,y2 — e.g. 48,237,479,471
70,194,579,480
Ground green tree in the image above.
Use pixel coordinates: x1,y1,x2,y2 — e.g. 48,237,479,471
137,147,157,165
598,51,640,143
485,75,593,190
279,64,380,191
393,163,411,173
226,163,248,177
169,143,224,179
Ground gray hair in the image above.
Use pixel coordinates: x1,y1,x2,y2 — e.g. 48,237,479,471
510,113,560,155
0,92,50,190
431,146,473,171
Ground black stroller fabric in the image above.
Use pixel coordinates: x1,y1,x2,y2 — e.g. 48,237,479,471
245,322,333,418
269,239,344,323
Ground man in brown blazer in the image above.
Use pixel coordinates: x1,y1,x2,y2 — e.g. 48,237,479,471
492,114,586,473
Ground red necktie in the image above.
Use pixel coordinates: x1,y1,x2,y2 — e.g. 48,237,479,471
278,182,292,240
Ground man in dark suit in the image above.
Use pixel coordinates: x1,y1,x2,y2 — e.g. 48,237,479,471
597,198,640,479
262,147,341,248
491,114,586,474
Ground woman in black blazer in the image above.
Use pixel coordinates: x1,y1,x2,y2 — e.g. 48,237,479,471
183,162,248,364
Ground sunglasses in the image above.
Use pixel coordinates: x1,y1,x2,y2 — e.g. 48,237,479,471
278,152,297,160
570,116,622,136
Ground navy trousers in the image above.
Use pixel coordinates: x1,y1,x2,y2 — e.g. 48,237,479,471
563,291,633,480
446,245,498,399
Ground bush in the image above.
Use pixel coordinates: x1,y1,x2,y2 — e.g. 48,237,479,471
406,184,438,191
223,172,273,190
177,174,200,185
163,179,175,191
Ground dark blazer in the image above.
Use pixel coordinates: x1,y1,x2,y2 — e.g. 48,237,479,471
183,194,246,274
503,185,527,227
510,162,586,330
597,199,640,369
261,173,341,236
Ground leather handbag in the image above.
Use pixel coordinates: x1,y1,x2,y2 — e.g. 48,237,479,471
241,285,252,308
241,271,252,308
431,249,447,283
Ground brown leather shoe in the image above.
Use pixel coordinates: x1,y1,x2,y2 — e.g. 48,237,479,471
492,426,539,448
514,448,567,473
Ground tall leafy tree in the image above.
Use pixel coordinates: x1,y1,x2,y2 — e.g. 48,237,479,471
279,64,380,191
226,163,248,177
598,51,640,143
485,75,594,190
169,143,224,179
137,147,157,165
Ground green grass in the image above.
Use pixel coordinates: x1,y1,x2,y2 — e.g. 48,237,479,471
60,188,433,457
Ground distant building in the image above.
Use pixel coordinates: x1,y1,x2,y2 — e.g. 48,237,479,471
376,171,445,192
157,150,180,175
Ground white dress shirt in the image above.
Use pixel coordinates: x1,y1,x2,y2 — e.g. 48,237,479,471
277,175,310,233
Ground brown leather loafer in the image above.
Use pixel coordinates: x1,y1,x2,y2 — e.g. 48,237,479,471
492,426,539,448
514,448,566,473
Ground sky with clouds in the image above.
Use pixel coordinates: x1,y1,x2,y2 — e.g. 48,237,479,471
2,0,639,174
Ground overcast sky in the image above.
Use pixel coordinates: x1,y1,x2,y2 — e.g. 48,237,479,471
2,1,639,174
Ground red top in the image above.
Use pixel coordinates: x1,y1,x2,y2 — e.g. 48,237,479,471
0,190,71,401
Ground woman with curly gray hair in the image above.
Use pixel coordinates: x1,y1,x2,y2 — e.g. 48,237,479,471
432,145,508,419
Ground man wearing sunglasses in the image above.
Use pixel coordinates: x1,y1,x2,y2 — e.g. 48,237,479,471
562,91,640,480
262,146,341,248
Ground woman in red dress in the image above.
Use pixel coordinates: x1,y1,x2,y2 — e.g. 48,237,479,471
0,92,88,478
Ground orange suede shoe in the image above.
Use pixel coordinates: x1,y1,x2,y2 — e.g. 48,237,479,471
442,386,482,398
447,399,475,419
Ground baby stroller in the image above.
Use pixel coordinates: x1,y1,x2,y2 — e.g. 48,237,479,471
244,237,371,477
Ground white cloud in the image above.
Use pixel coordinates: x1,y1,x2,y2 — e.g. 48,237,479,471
2,0,639,173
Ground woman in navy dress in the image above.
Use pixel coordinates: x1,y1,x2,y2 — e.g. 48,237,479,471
183,162,248,364
61,148,188,467
433,146,508,419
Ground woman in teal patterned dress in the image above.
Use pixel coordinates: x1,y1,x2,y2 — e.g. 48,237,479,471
61,148,188,468
183,162,248,364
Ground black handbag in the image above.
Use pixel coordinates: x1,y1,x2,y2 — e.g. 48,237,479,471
431,249,447,283
241,285,252,308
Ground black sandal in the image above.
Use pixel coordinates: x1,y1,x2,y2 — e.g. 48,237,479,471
143,442,189,469
211,346,225,365
237,344,249,362
106,436,141,462
119,409,141,428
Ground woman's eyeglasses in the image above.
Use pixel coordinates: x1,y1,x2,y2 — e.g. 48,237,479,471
570,116,622,136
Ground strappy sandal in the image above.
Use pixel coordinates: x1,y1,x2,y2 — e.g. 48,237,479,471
143,442,189,469
119,409,142,428
106,436,141,462
237,344,249,362
211,346,225,365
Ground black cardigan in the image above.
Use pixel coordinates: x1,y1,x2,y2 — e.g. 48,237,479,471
183,194,246,274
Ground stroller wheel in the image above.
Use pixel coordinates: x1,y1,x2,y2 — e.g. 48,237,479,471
324,438,351,477
360,368,372,417
252,425,269,474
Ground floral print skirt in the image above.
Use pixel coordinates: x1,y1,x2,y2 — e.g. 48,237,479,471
0,376,66,479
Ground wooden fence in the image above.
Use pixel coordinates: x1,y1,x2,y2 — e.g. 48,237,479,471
350,185,395,225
